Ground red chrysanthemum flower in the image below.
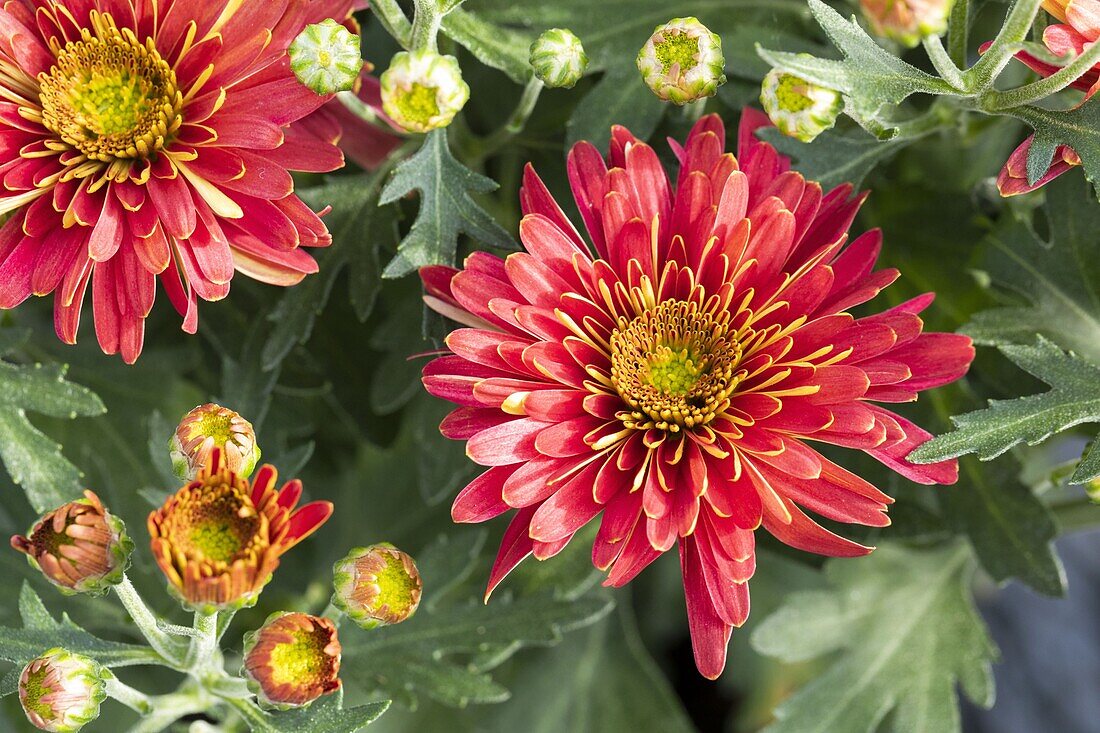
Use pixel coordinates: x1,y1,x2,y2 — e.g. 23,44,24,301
996,0,1097,195
0,0,360,362
419,111,974,678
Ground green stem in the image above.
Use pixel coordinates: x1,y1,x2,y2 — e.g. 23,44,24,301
104,676,153,715
216,608,238,644
225,697,272,729
185,611,220,671
370,0,413,49
123,689,212,733
923,35,966,90
113,576,186,667
948,0,971,68
965,0,1044,92
411,0,442,52
474,76,544,162
984,39,1100,109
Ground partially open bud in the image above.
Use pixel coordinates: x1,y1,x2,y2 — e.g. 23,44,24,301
243,612,341,709
19,649,106,732
530,28,588,89
170,403,260,481
289,19,364,95
332,544,422,629
860,0,954,48
11,491,131,596
636,17,726,105
760,67,843,143
380,50,469,133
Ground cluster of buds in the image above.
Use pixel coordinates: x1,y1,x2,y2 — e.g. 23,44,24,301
530,28,589,89
860,0,954,48
243,612,342,709
636,17,726,105
760,64,843,143
380,49,469,133
170,403,261,481
289,19,365,95
19,649,106,732
11,491,131,596
332,544,422,629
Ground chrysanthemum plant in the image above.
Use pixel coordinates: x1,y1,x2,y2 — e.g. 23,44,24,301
1,0,1100,731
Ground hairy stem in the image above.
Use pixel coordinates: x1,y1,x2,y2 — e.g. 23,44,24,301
965,0,1045,92
185,610,220,671
113,576,187,667
948,0,972,68
985,39,1100,109
411,0,443,52
370,0,413,49
924,35,966,90
104,676,153,714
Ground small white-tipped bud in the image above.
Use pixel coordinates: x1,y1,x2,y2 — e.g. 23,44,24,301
380,50,469,133
636,17,726,105
530,28,588,89
760,66,843,143
19,649,106,732
289,19,365,95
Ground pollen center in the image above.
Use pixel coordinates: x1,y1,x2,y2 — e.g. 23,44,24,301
38,18,182,162
654,33,700,74
610,300,743,432
267,627,331,686
165,482,265,566
394,83,441,126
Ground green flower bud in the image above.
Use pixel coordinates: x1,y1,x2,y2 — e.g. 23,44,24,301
332,544,422,629
289,19,365,95
760,67,843,143
170,403,261,481
19,649,107,732
529,28,588,89
860,0,954,48
11,491,132,596
636,17,726,105
380,50,469,133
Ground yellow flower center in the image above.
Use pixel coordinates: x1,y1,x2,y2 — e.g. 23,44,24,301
194,411,234,448
164,482,265,566
267,626,331,687
38,16,182,162
654,32,699,74
393,83,440,126
774,73,814,113
20,665,55,722
610,300,743,432
369,551,417,615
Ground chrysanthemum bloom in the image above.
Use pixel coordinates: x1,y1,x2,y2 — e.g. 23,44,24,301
243,612,341,709
760,66,843,143
419,110,973,678
636,17,726,105
148,447,332,612
169,403,260,481
332,543,422,629
11,490,131,595
19,648,106,732
0,1,358,363
860,0,954,47
996,0,1097,195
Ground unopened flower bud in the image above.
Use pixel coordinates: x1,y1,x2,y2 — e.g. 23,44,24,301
11,491,131,596
19,649,106,732
636,17,726,105
332,544,422,629
860,0,954,48
243,612,341,709
530,28,588,89
760,67,843,143
170,403,260,481
380,50,469,133
289,19,364,95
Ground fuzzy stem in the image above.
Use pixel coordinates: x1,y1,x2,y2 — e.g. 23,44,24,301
185,611,220,671
411,0,442,52
104,677,153,715
370,0,413,49
113,576,187,667
947,0,971,68
984,40,1100,109
923,35,966,90
124,689,212,733
965,0,1045,92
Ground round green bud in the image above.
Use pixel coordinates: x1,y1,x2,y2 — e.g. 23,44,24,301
530,28,589,89
380,50,469,133
19,649,107,732
760,67,843,143
636,17,726,105
289,19,365,95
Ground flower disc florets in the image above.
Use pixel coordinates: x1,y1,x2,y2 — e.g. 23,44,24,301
332,544,422,629
11,491,131,596
149,448,332,612
380,49,469,133
19,649,106,732
243,612,341,709
760,66,843,143
170,403,261,481
636,17,726,104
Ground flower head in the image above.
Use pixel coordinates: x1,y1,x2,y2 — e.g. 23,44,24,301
170,403,261,481
419,110,973,678
19,649,106,732
0,0,350,363
636,17,726,105
148,448,332,612
760,66,843,143
243,612,341,709
290,19,364,95
332,544,422,628
380,49,469,133
860,0,954,47
530,28,589,89
997,0,1099,195
11,491,131,595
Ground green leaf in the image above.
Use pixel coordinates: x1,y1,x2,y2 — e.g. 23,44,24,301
379,130,516,279
945,456,1064,596
233,690,389,733
757,0,960,135
1010,100,1100,198
757,125,911,189
911,337,1100,483
341,532,614,708
442,10,534,84
752,544,996,733
0,360,105,512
